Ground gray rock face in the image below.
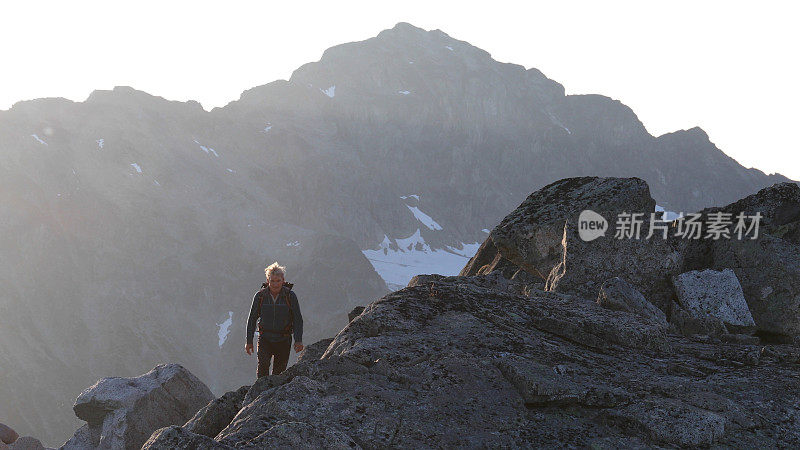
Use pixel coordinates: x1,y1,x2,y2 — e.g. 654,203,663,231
7,437,44,450
141,274,800,447
347,306,365,323
597,277,667,325
183,386,249,439
297,337,334,363
463,176,685,312
468,176,657,279
711,235,800,337
700,181,800,245
602,398,727,447
465,177,800,341
142,426,230,450
669,304,728,337
672,269,755,332
229,421,361,449
676,183,800,338
63,364,214,450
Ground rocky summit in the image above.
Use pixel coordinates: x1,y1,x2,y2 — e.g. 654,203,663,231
125,176,800,448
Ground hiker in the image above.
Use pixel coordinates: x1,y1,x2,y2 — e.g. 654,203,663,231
245,262,304,377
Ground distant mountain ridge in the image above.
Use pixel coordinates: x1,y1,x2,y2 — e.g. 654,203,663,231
0,21,795,446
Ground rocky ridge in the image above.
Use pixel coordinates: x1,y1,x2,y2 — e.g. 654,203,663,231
121,177,800,447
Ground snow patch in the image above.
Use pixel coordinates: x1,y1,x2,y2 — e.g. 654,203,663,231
445,46,454,51
194,139,219,157
400,194,420,201
482,228,490,233
153,179,160,186
406,205,443,231
286,240,300,247
31,134,47,145
398,90,410,95
547,112,571,135
655,205,682,222
217,311,233,348
131,163,142,174
445,242,481,258
226,168,236,173
408,61,414,64
263,123,272,133
321,86,335,98
363,231,480,290
396,229,429,251
96,139,104,149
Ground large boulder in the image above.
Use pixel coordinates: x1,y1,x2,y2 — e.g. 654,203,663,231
461,176,686,312
678,182,800,338
62,364,214,450
672,269,755,333
463,176,657,279
711,235,800,338
702,182,800,245
669,303,728,337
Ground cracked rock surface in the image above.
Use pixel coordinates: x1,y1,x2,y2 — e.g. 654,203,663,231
144,275,800,448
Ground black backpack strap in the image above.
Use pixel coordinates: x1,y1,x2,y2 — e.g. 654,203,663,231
281,286,294,335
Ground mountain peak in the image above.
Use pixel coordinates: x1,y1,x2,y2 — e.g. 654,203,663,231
85,86,204,111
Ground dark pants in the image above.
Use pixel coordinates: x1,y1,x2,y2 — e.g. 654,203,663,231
257,336,291,377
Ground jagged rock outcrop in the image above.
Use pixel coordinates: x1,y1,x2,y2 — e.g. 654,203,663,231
672,269,755,333
465,177,800,341
463,176,686,312
463,176,657,279
681,182,800,339
142,273,800,447
182,386,249,439
711,235,800,339
62,364,213,450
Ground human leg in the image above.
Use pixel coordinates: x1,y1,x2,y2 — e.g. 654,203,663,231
271,338,292,375
256,335,274,378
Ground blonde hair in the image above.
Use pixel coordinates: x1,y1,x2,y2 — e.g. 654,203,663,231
265,262,286,279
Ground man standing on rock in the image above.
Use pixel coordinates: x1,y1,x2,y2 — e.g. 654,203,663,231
245,262,304,377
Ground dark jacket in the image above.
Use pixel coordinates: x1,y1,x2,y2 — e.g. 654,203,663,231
246,283,303,344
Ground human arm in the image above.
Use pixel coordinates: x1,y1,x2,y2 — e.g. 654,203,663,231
290,291,304,352
245,292,261,350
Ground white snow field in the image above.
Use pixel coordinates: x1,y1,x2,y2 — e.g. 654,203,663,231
363,230,481,290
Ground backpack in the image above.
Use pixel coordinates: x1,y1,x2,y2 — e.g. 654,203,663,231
256,282,295,337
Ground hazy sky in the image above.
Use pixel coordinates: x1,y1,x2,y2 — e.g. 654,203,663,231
2,0,797,180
